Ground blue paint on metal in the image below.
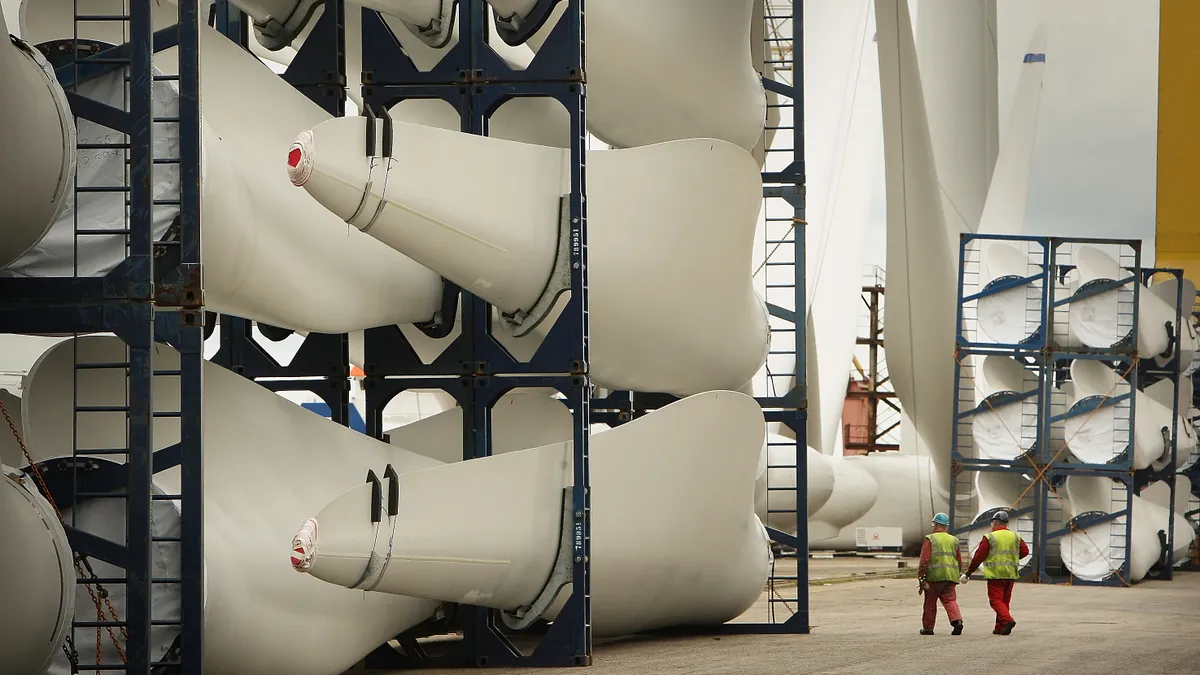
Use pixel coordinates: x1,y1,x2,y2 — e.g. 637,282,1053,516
301,401,367,433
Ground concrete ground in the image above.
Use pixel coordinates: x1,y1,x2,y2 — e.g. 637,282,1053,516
370,559,1200,675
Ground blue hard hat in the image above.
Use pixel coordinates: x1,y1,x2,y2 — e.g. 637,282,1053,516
931,512,950,526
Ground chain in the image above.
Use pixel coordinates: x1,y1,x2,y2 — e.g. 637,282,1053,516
0,396,129,664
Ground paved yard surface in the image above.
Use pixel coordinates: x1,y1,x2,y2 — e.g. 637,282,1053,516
359,559,1200,675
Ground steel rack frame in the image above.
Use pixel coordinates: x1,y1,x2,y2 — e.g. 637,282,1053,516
949,233,1183,587
0,0,205,671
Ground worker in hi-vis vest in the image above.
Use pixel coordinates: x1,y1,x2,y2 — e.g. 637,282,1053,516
917,512,964,636
961,510,1029,635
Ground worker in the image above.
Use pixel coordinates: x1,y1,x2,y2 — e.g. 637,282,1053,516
961,510,1028,635
917,512,964,636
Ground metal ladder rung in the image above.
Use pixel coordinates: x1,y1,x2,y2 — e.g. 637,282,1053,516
154,198,183,206
152,411,183,418
78,143,130,150
153,494,184,500
153,158,182,165
75,362,130,370
153,117,181,123
76,186,130,194
154,75,180,82
77,448,130,456
75,14,131,20
76,405,130,413
153,536,182,543
78,577,183,584
75,492,128,499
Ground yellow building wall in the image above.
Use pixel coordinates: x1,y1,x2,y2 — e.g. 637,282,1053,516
1156,0,1200,281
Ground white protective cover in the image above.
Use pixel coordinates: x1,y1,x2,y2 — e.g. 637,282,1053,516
755,441,835,534
19,1,444,333
1061,475,1161,583
524,0,767,151
0,9,75,269
969,471,1035,570
1068,246,1185,361
875,0,957,473
1064,359,1178,470
20,336,445,675
972,355,1039,461
296,391,771,637
290,117,770,396
915,0,999,236
0,465,74,675
809,455,879,544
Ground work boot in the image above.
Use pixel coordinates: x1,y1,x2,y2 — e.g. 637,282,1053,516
919,629,935,636
951,620,963,636
999,620,1016,635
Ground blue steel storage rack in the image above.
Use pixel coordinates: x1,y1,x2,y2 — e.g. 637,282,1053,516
949,233,1184,587
0,0,205,671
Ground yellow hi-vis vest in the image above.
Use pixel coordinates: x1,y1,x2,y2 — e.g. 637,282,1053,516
983,529,1022,580
924,531,960,582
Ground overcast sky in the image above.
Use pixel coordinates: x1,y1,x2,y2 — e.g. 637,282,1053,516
862,0,1162,269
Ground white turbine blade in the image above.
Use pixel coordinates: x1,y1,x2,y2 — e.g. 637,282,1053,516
296,390,770,637
290,118,769,395
21,335,446,675
18,2,444,333
916,0,1001,234
523,0,766,151
1069,246,1177,360
1061,475,1166,583
0,465,75,675
0,13,75,268
875,0,956,473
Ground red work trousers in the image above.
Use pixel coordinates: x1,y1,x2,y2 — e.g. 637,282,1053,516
987,579,1015,630
922,581,962,630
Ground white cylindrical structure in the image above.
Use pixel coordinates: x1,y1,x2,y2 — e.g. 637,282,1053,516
290,117,769,396
21,336,446,675
809,456,880,545
838,453,942,549
0,11,75,269
1147,277,1199,370
296,391,771,637
1140,478,1196,568
0,466,74,675
1061,476,1160,583
1065,359,1172,470
1068,246,1180,361
972,355,1039,461
18,5,444,334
